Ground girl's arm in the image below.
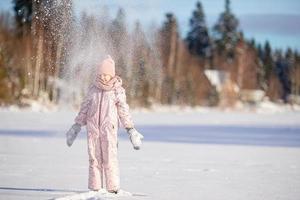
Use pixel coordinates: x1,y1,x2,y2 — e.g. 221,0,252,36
115,86,134,129
66,86,93,147
74,86,93,126
115,86,144,150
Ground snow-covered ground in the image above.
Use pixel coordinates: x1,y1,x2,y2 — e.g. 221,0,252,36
0,108,300,200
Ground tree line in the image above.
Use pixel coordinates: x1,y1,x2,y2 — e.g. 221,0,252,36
0,0,299,108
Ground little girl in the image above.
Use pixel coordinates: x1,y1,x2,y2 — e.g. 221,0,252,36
66,55,144,194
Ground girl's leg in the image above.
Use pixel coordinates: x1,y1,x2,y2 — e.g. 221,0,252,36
101,127,120,191
87,132,103,190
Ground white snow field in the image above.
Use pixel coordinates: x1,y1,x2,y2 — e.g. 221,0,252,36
0,108,300,200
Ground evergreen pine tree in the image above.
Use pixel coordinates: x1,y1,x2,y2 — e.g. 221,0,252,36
186,1,211,58
160,13,179,104
262,41,273,82
275,49,291,102
257,44,263,60
292,50,300,100
110,8,127,49
13,0,32,36
213,0,239,58
109,8,129,77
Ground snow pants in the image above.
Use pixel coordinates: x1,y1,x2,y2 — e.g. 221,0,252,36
86,123,119,191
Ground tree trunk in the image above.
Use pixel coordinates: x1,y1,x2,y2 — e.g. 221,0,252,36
33,29,44,98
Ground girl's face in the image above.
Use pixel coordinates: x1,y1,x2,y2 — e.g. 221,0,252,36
100,74,112,83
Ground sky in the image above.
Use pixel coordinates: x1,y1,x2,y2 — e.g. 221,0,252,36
1,0,300,51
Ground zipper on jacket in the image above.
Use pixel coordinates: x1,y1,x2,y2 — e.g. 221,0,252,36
98,91,104,128
98,90,104,187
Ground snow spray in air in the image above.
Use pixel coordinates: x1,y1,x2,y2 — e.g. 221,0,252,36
51,2,162,108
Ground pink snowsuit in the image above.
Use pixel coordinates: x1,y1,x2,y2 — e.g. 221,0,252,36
74,75,134,191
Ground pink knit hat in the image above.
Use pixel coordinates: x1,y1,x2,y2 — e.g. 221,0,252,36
98,55,115,77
